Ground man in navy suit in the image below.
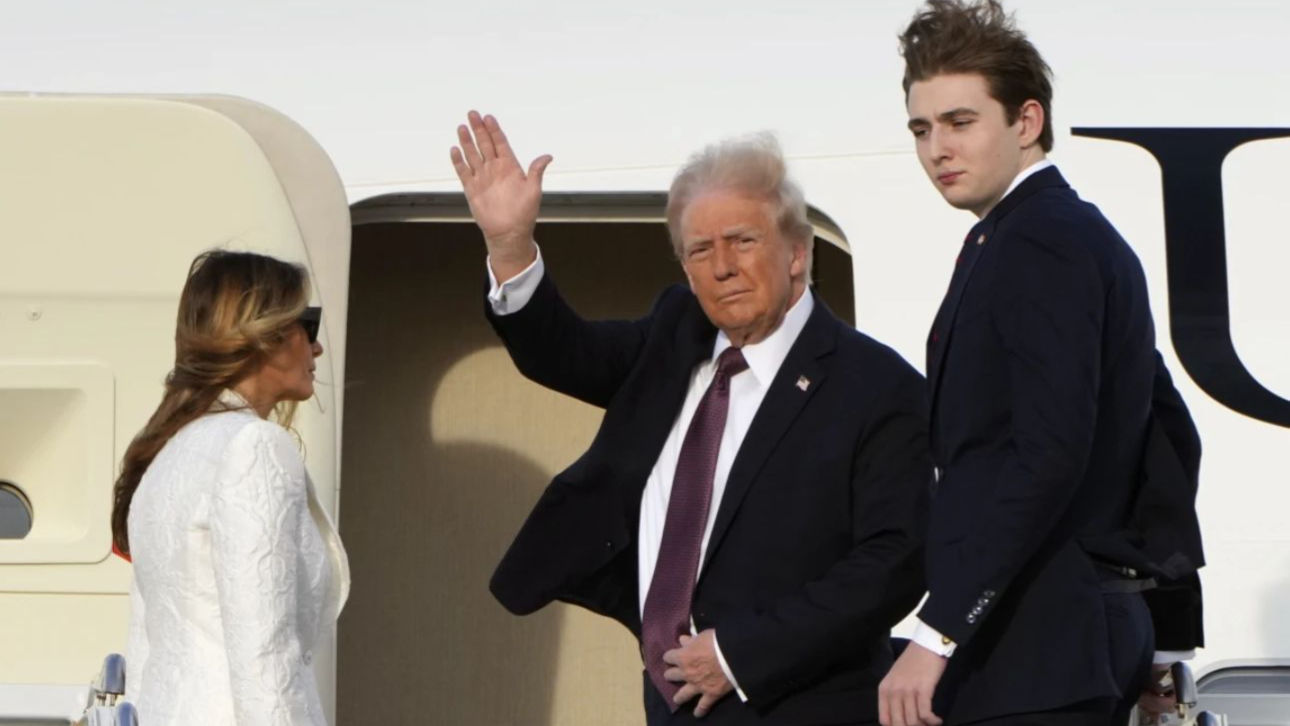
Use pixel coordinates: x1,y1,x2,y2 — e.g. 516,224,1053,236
878,2,1201,725
451,112,931,724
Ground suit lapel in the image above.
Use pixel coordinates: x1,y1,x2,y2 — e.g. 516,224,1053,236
699,294,838,578
926,231,985,408
305,473,350,624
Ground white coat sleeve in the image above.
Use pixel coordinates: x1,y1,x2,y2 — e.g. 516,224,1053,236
210,421,318,725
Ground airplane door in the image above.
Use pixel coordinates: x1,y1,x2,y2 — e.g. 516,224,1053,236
0,94,350,722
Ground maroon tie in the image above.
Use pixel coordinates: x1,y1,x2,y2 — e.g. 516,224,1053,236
641,345,749,709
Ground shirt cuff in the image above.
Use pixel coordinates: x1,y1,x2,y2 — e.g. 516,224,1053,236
711,631,748,702
1153,649,1196,665
911,618,957,658
486,245,544,315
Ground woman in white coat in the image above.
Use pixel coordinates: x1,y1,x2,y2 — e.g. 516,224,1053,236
112,250,350,725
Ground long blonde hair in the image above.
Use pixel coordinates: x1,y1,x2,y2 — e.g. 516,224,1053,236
111,250,310,555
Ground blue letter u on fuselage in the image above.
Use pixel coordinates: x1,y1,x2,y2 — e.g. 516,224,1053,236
1073,127,1290,429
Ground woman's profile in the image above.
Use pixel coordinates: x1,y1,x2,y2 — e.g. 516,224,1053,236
113,249,349,724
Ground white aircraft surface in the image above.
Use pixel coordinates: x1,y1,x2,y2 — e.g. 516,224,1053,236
2,1,1287,723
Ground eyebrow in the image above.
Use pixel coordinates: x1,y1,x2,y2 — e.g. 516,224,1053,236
683,225,762,247
939,107,979,121
721,225,759,239
907,107,979,130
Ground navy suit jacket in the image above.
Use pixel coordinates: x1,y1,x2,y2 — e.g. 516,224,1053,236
922,166,1177,721
488,273,931,725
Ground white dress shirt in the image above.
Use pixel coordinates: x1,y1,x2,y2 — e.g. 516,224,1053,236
489,247,816,698
997,158,1053,210
912,160,1193,665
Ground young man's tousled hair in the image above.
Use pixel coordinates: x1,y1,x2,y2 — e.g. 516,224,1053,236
899,0,1055,151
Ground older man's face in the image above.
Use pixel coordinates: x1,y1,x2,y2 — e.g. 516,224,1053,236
678,189,807,346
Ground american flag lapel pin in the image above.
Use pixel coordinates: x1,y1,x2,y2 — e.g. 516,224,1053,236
796,375,810,392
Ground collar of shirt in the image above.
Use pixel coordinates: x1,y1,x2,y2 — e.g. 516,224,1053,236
995,158,1054,210
216,388,253,411
710,288,815,387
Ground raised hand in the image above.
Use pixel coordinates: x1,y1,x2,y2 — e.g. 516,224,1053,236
450,110,552,282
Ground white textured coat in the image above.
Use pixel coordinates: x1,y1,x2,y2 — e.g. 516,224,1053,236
125,392,349,725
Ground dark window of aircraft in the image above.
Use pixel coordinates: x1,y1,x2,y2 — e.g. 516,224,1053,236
0,481,33,539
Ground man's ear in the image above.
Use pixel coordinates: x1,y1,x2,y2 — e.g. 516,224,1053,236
789,237,810,279
1017,98,1045,149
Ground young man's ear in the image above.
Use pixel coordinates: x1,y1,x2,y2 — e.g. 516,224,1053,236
1017,99,1045,148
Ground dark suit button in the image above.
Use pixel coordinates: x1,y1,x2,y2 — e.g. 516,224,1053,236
604,540,614,550
983,590,996,598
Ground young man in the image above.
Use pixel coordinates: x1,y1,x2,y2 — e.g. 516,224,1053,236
878,2,1202,724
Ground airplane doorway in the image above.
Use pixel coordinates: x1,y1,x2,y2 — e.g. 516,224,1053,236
338,193,854,724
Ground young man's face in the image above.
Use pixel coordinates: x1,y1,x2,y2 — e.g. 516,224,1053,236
906,72,1033,218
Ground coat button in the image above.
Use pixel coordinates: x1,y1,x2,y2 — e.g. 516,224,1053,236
604,540,614,550
303,651,313,665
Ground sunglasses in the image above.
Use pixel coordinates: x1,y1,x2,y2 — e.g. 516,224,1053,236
298,306,322,344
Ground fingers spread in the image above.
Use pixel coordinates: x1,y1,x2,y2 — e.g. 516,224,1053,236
485,114,517,163
449,147,471,184
456,123,483,171
469,110,497,160
664,666,686,683
527,154,553,188
662,647,681,666
673,683,699,705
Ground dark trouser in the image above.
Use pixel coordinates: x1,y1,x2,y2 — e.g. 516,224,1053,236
960,591,1155,726
957,698,1116,725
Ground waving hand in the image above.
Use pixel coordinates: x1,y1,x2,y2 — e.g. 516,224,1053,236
450,110,552,282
